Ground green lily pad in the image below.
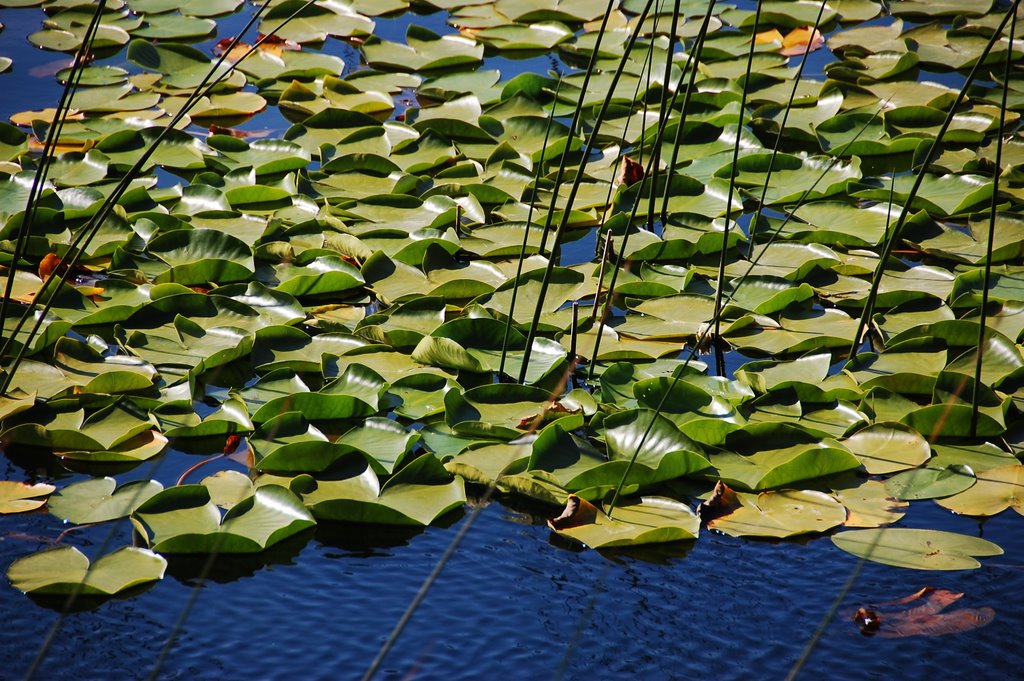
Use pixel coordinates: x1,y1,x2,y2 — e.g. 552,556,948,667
935,465,1024,517
7,546,167,596
832,528,1003,570
549,495,700,549
885,465,977,500
708,489,848,538
299,452,466,526
48,477,163,524
132,484,315,553
843,423,931,475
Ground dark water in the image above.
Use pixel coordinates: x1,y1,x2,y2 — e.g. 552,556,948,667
1,3,1024,680
2,445,1023,681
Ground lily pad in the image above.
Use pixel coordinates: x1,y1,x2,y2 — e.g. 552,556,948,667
7,546,167,596
832,528,1003,570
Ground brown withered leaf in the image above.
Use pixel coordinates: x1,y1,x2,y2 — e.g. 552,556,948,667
208,124,269,139
697,480,740,523
548,494,599,531
851,587,995,638
616,155,644,188
516,401,579,430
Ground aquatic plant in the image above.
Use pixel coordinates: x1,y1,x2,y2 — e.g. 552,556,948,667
0,0,1023,674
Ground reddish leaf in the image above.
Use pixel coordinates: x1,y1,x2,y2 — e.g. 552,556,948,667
38,253,65,281
851,587,995,638
223,434,241,455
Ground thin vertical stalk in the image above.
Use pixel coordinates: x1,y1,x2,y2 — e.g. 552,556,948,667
0,0,107,339
747,0,829,256
605,105,888,517
647,0,682,233
710,0,762,378
535,0,619,257
849,0,1022,358
659,0,718,225
971,11,1016,437
498,77,562,377
0,0,304,392
519,0,656,383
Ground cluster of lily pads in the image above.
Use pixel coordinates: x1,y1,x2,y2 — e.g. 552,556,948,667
2,0,1024,602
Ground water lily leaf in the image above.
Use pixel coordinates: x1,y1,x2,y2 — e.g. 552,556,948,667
48,478,163,524
129,0,244,16
0,481,55,514
717,153,861,205
251,325,367,373
158,395,253,438
444,440,532,487
96,126,207,171
845,342,946,395
633,376,745,446
832,478,908,528
446,383,557,440
133,13,215,40
300,452,465,526
338,417,419,475
935,465,1024,517
59,337,159,396
126,316,253,377
600,409,711,480
832,528,1002,570
0,121,27,162
49,148,111,187
928,442,1018,473
146,228,255,285
133,483,315,553
206,136,310,176
387,373,457,420
249,411,355,473
29,25,131,53
890,0,993,17
164,92,268,120
708,489,847,538
201,470,254,510
711,428,861,491
548,495,699,549
259,0,374,42
363,25,482,71
851,174,993,218
844,423,931,475
60,430,170,464
885,465,976,501
7,546,166,596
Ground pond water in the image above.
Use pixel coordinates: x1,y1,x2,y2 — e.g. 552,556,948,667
1,2,1023,680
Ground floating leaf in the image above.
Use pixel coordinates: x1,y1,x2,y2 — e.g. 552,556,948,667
548,495,699,549
49,478,163,524
707,489,847,538
0,481,55,514
843,423,931,475
935,465,1024,517
7,546,166,596
832,528,1003,570
132,484,315,553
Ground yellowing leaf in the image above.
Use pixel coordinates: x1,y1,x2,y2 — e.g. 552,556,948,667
780,26,824,56
0,481,55,514
755,28,784,45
